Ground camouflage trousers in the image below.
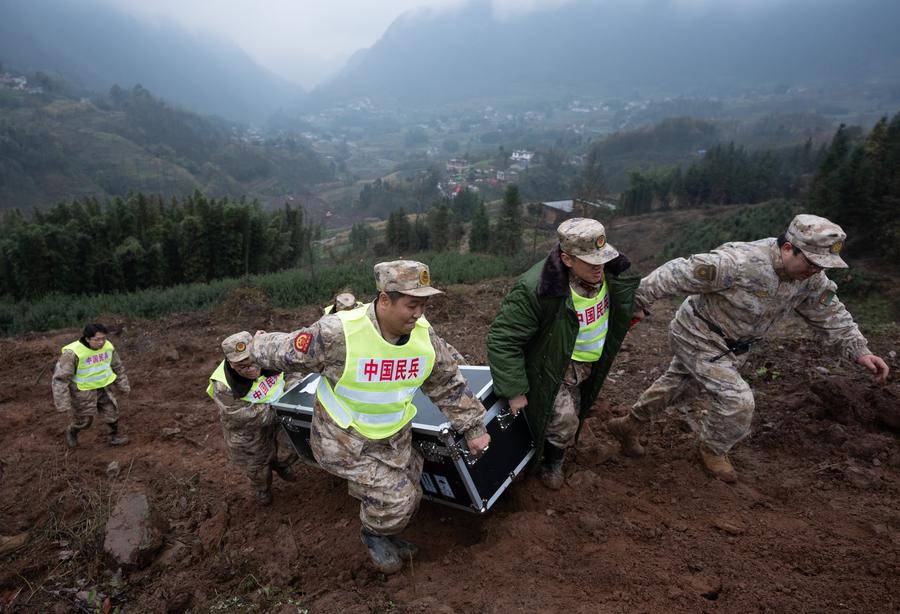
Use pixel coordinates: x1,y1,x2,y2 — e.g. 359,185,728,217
546,361,593,449
311,403,423,536
219,409,295,493
69,386,119,431
631,308,754,455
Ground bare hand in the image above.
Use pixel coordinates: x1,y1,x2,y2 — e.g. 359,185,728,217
630,306,647,327
508,394,528,417
857,354,890,383
467,433,491,458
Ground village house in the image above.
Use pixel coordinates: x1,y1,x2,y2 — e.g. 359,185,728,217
531,197,616,228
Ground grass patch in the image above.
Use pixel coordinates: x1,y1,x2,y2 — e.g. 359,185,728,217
1,252,531,336
661,200,798,259
828,268,900,330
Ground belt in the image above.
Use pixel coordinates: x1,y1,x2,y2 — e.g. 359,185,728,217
689,300,761,363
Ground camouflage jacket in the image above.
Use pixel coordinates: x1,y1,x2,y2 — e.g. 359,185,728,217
210,372,303,431
51,343,131,413
249,303,487,440
634,238,871,361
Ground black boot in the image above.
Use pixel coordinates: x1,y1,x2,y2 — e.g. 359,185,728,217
255,489,273,506
65,426,80,449
389,535,419,560
107,422,130,446
274,464,298,482
540,442,566,490
360,527,403,574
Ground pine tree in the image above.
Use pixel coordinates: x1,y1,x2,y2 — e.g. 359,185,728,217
428,205,450,251
493,184,523,256
469,201,490,253
386,208,412,252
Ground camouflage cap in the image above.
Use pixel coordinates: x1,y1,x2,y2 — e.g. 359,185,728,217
333,292,358,311
785,214,848,269
221,331,252,362
374,260,443,297
557,218,619,265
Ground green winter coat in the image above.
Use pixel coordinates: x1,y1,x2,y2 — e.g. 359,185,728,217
487,245,640,462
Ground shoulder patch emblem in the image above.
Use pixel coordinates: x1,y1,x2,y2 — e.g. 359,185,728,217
754,290,769,298
694,264,717,282
818,290,835,306
293,332,312,353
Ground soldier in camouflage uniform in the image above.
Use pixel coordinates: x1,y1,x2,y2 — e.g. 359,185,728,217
609,214,890,482
52,323,131,448
247,260,491,574
207,332,299,506
488,218,638,490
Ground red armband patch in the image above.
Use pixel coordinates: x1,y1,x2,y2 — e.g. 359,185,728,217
293,332,312,353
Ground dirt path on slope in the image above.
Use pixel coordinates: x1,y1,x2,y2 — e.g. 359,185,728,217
1,276,898,613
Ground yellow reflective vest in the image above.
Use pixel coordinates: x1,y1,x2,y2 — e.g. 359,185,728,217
61,340,117,391
206,360,285,404
570,281,610,362
317,305,435,439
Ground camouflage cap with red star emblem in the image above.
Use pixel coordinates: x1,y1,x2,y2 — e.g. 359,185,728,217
221,331,252,362
785,214,848,269
374,260,443,297
557,217,619,265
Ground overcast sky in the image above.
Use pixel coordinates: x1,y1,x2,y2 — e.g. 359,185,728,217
107,0,790,88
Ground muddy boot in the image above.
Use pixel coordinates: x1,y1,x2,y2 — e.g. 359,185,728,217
274,465,298,482
607,414,646,458
255,489,273,506
65,426,80,449
107,422,130,446
389,536,419,561
540,442,566,490
699,443,737,483
360,527,403,574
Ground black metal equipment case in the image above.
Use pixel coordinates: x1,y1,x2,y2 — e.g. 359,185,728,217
271,366,535,513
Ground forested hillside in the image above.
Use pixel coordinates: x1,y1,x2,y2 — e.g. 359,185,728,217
0,81,331,210
616,112,900,267
0,0,297,122
809,114,900,263
0,192,317,301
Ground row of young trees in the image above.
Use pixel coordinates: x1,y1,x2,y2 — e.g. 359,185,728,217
809,113,900,263
0,191,319,300
349,185,525,257
619,140,821,214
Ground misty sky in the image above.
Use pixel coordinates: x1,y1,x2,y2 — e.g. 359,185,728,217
106,0,788,88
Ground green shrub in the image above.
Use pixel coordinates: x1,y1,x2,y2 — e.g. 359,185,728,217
2,252,529,336
661,200,798,259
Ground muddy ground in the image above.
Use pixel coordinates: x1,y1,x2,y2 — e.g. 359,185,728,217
2,213,900,613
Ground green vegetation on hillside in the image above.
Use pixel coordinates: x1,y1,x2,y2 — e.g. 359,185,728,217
620,140,819,215
808,113,900,264
0,191,318,300
0,84,331,209
660,200,798,259
0,252,531,336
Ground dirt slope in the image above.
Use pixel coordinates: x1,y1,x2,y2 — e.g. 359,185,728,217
0,205,900,614
2,239,900,613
